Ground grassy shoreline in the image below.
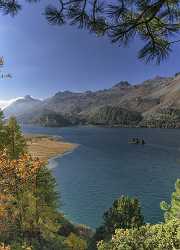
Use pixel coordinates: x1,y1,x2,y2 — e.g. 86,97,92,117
25,134,78,161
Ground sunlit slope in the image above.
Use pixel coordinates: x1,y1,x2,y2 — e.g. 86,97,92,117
3,73,180,126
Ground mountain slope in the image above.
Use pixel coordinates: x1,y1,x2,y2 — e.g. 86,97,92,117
41,75,180,116
5,73,180,127
4,95,42,118
18,108,75,127
88,106,143,126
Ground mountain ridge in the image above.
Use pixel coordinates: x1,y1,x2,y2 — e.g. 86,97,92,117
4,95,42,118
3,73,180,128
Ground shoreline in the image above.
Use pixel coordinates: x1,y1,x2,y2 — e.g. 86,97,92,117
25,133,78,161
24,124,180,129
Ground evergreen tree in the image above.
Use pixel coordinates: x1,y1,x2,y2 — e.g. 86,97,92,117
90,196,144,249
64,233,87,250
103,196,144,233
0,110,3,124
0,115,89,249
6,117,26,159
45,0,180,64
36,166,59,210
0,1,180,63
0,152,64,249
0,110,6,149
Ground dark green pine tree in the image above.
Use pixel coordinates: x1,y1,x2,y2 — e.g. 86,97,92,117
0,0,180,64
102,196,144,233
45,0,180,64
6,116,26,159
0,0,21,16
0,110,6,149
89,196,144,250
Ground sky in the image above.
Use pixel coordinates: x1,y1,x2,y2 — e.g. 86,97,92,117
0,1,180,101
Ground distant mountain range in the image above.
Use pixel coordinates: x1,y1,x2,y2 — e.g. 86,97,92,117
4,95,42,118
3,72,180,128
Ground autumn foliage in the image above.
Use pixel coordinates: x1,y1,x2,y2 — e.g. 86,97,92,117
0,151,44,240
0,243,11,250
0,115,90,249
0,152,43,193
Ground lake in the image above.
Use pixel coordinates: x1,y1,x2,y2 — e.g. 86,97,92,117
23,125,180,228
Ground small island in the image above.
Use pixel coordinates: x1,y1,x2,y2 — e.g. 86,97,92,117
25,134,78,161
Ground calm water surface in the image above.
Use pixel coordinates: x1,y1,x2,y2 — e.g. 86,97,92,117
23,126,180,228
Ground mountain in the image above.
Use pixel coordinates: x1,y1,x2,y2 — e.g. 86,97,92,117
41,76,179,116
88,106,143,126
4,73,180,128
17,108,74,127
4,95,42,118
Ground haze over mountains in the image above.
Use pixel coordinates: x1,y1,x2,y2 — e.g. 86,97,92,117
0,97,24,110
3,73,180,128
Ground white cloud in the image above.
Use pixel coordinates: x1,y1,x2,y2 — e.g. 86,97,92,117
0,97,23,110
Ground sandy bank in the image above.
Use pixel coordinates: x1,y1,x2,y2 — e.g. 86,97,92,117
25,134,78,161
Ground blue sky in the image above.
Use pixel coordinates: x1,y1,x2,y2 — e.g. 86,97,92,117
0,1,180,100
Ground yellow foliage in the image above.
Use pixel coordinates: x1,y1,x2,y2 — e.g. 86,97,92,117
0,243,11,250
0,193,12,219
0,151,44,194
64,233,87,250
0,151,45,232
0,243,32,250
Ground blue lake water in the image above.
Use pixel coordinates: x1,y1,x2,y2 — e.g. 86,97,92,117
23,125,180,228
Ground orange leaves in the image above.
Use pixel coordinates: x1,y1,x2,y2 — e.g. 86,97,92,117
0,243,32,250
13,154,43,185
0,243,11,250
0,151,44,194
0,193,13,219
0,151,45,226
